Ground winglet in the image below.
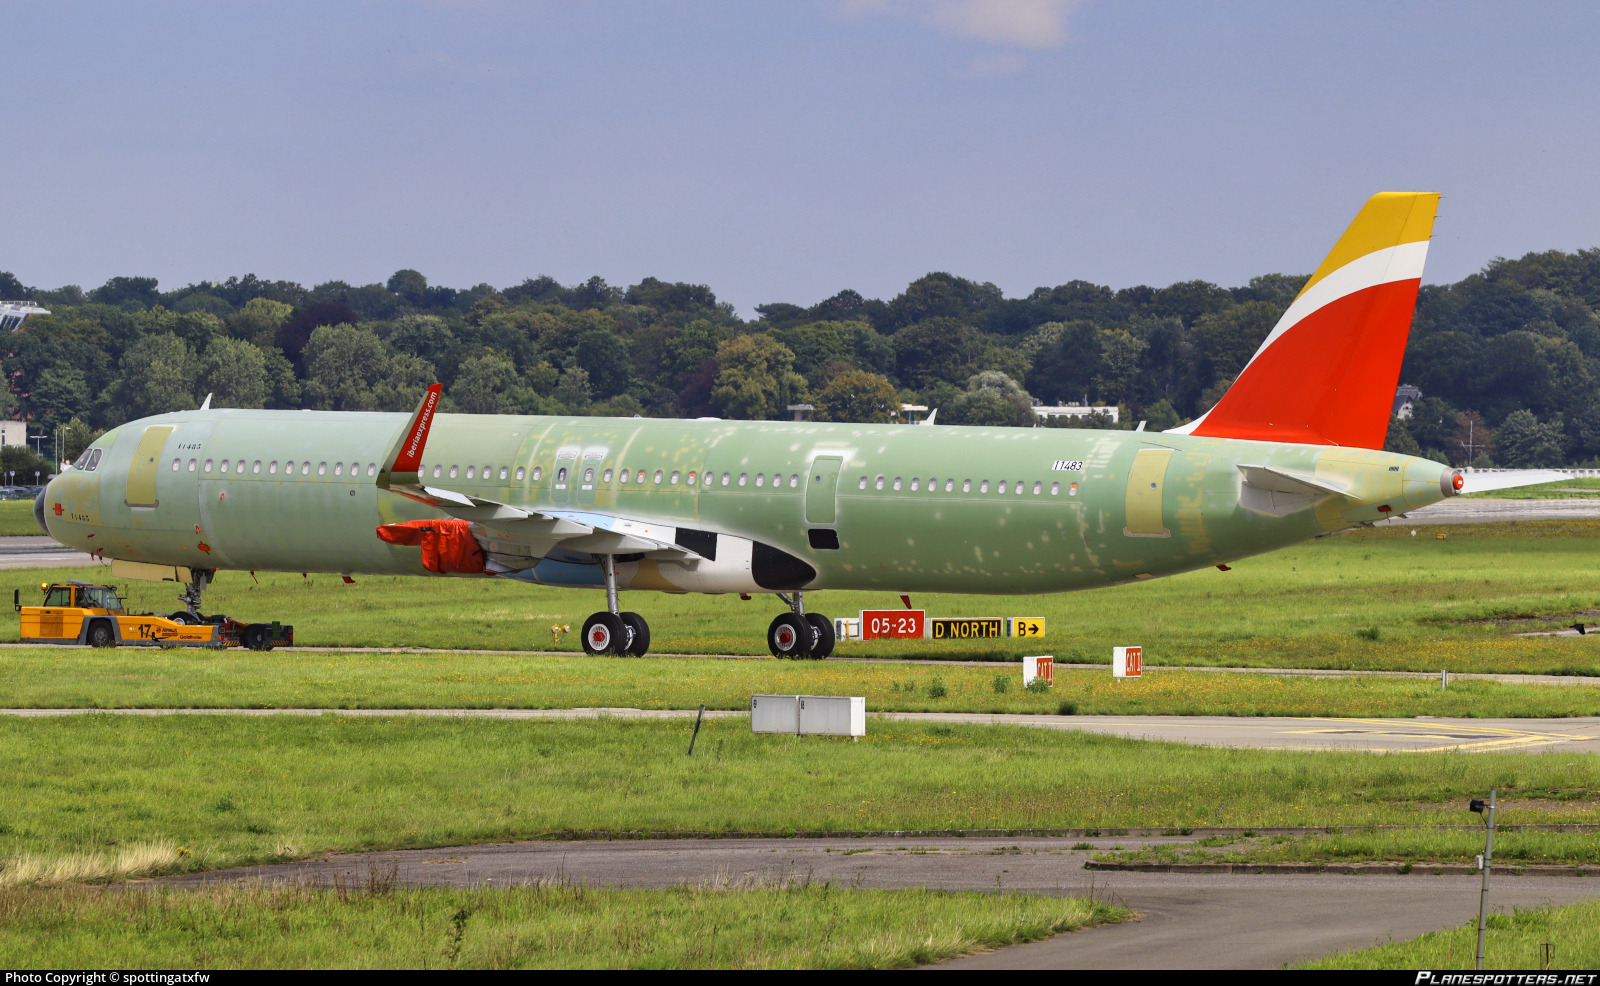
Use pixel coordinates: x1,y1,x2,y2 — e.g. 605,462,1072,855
379,383,443,486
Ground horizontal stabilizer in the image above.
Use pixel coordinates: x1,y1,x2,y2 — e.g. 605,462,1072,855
1459,470,1570,495
1238,465,1346,497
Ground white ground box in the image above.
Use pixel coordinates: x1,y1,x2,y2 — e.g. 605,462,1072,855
833,617,861,641
1022,655,1054,687
751,694,800,733
753,694,865,737
799,695,866,738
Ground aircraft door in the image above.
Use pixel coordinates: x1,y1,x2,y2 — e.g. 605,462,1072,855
125,425,175,508
550,447,579,505
577,448,606,505
1123,447,1174,538
805,456,844,525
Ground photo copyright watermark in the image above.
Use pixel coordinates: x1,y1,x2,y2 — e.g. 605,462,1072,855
4,975,210,985
1416,975,1598,985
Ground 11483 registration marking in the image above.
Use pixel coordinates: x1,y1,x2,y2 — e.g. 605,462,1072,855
1051,460,1084,471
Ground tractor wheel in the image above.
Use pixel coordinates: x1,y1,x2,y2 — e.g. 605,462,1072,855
87,620,117,648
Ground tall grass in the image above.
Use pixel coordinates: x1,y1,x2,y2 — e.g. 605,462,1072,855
0,880,1128,969
1300,900,1600,970
7,521,1600,674
0,647,1596,717
0,716,1595,879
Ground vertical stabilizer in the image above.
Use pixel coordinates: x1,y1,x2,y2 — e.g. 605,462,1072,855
1168,192,1439,448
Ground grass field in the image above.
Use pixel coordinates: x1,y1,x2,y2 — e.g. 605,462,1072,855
3,646,1598,717
1,716,1595,882
1101,828,1600,868
0,881,1126,968
0,501,39,537
9,521,1600,675
1299,899,1600,970
1466,478,1600,500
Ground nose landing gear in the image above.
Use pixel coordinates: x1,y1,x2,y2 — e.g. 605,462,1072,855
769,591,833,659
580,555,651,656
169,569,215,624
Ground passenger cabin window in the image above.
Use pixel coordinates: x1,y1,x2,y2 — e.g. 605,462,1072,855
789,474,799,488
366,464,376,477
980,480,989,493
584,468,595,483
253,461,261,474
619,469,629,484
963,479,972,492
997,480,1007,494
654,470,664,484
333,463,343,476
269,461,278,474
481,464,490,478
516,467,527,481
1033,481,1043,495
301,462,310,475
171,459,180,471
858,477,867,490
892,477,902,491
721,473,731,486
449,465,459,479
432,465,442,478
704,473,714,487
556,467,567,482
738,473,747,486
203,460,213,472
755,473,765,487
910,478,920,491
670,470,680,484
875,476,884,490
219,461,230,474
499,467,509,480
1015,481,1025,495
318,463,328,476
466,466,476,479
944,479,954,492
602,468,613,483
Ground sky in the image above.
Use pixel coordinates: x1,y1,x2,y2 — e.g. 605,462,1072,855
6,0,1600,317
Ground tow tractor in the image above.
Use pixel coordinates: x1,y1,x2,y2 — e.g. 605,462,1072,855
16,580,293,650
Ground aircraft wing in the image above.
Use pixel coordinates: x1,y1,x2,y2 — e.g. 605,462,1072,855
374,384,700,565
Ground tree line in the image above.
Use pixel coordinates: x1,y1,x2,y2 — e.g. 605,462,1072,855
3,245,1599,470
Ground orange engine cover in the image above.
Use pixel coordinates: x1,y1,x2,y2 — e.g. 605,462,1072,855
375,519,486,574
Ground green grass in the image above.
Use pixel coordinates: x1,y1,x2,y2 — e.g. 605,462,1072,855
10,520,1600,675
2,646,1598,717
1299,900,1600,970
1101,829,1600,867
0,881,1126,968
1465,477,1600,500
0,500,41,537
1,716,1595,881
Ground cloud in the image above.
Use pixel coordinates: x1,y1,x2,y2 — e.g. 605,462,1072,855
843,0,1079,49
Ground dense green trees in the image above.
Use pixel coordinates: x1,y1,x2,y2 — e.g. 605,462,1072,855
4,246,1600,464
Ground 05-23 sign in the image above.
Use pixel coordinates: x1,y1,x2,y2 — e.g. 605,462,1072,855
860,610,926,639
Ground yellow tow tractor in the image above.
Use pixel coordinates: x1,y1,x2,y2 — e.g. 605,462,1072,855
16,580,293,650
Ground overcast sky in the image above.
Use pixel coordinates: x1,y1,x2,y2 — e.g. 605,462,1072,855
7,1,1599,315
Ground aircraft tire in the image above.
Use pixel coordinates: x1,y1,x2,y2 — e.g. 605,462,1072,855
169,611,198,625
767,613,813,659
87,620,117,648
582,612,626,655
619,612,650,657
243,625,271,651
804,614,834,659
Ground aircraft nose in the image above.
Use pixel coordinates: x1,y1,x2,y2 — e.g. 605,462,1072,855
34,486,49,535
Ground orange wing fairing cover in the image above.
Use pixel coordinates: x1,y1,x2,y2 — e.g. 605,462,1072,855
376,519,487,574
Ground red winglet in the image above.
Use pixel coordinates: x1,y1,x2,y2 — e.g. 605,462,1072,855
391,383,442,474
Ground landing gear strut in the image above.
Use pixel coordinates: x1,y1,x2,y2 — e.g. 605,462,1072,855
169,569,215,625
768,591,833,659
581,555,650,657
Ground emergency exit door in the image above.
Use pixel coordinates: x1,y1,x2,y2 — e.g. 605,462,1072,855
1123,447,1173,538
125,425,174,508
806,456,844,525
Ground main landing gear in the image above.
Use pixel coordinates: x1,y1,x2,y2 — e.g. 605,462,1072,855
767,591,833,660
581,555,651,657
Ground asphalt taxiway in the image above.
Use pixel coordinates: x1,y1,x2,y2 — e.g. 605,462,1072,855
158,835,1600,969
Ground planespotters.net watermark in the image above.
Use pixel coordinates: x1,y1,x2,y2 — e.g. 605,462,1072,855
5,976,209,985
1416,975,1598,985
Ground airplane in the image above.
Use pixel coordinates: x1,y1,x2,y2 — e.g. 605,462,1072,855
37,192,1557,658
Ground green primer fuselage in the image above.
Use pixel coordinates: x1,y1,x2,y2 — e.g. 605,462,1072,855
43,410,1453,596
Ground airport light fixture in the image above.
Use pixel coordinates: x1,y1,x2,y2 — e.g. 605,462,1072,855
1469,789,1497,971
